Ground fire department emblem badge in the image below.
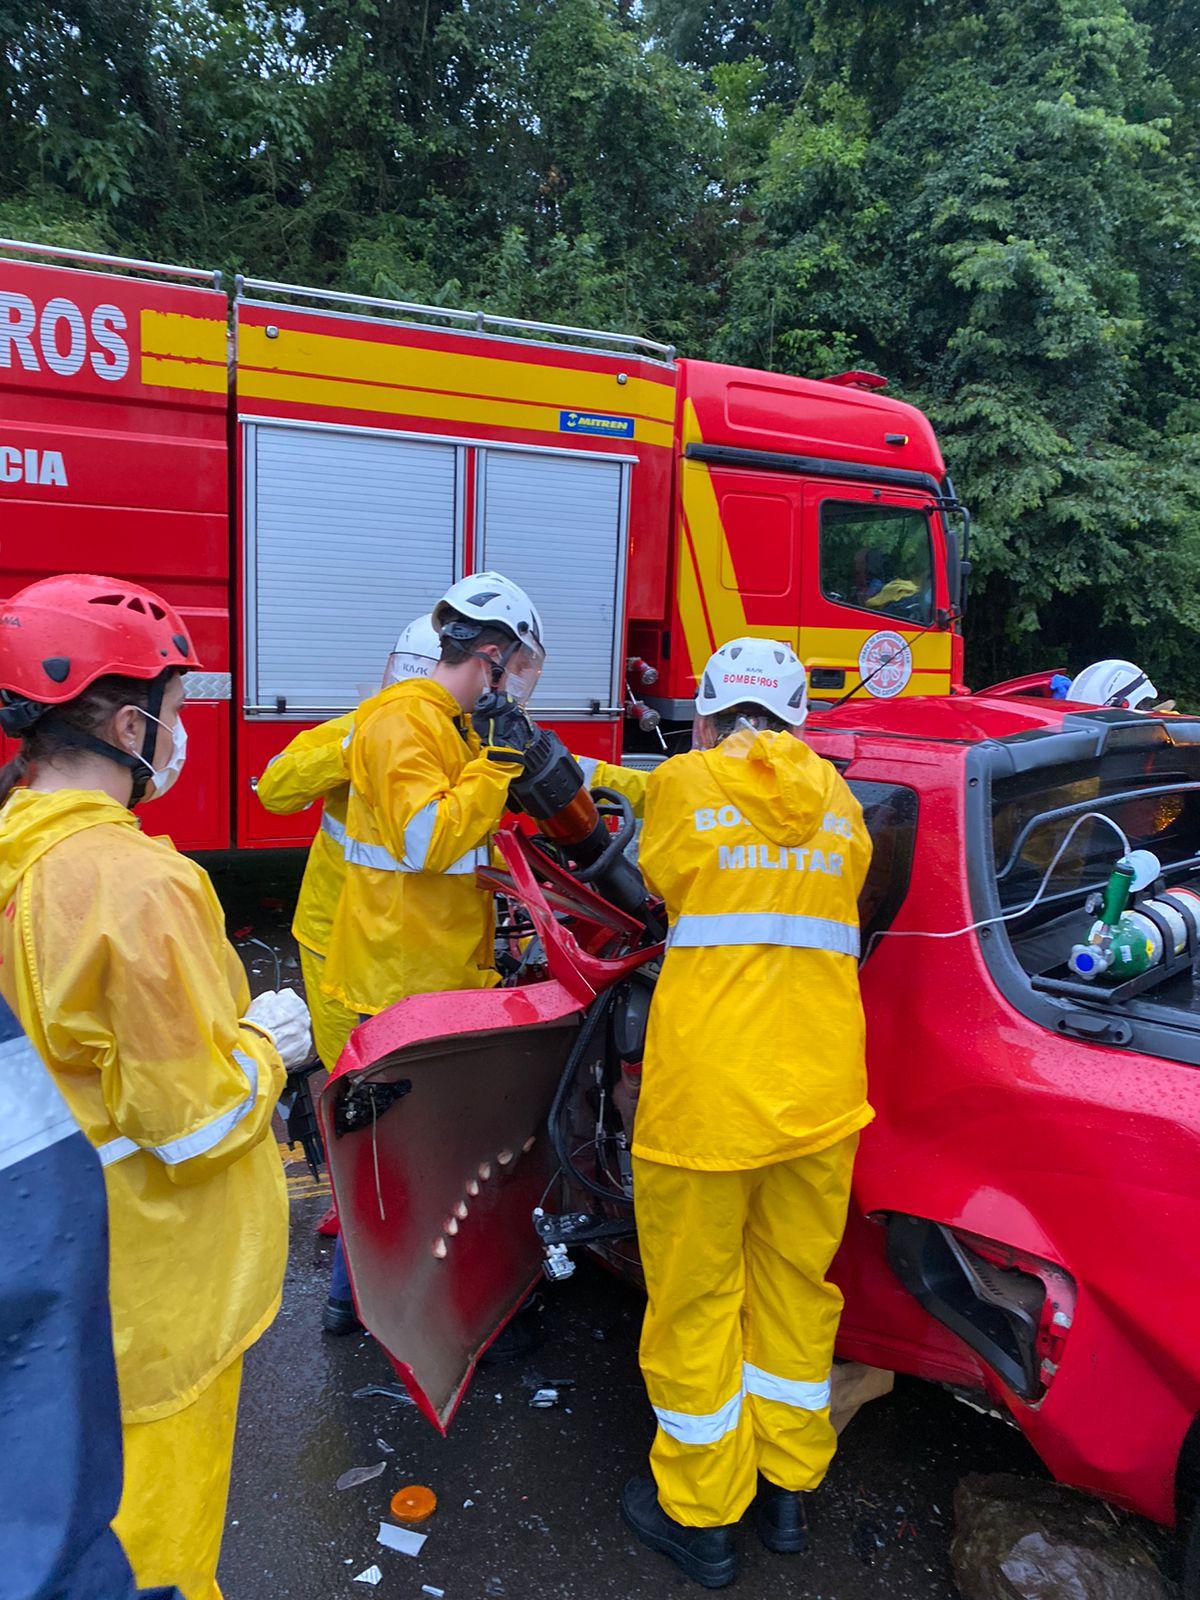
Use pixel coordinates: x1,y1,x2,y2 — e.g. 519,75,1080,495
857,630,912,698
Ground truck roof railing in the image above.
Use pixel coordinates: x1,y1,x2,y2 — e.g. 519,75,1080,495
0,237,221,289
235,274,677,364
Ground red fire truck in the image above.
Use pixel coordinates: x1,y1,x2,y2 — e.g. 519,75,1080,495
0,239,968,849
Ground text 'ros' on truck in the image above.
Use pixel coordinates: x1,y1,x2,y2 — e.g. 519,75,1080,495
0,236,968,850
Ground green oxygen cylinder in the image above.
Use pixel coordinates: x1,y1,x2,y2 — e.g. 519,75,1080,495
1100,861,1135,926
1068,861,1136,980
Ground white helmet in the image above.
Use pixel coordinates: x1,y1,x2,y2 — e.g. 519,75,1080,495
381,614,440,688
432,571,546,705
695,637,809,728
432,571,545,650
1067,659,1158,712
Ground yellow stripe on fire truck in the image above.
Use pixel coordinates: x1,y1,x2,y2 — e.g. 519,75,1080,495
234,322,677,448
140,309,227,393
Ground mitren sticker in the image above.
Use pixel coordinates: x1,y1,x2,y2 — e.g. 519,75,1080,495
559,409,635,439
857,629,912,699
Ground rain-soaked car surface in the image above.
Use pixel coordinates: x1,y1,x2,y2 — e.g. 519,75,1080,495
320,698,1200,1581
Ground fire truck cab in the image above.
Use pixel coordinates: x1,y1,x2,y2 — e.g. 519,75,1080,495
1,239,967,851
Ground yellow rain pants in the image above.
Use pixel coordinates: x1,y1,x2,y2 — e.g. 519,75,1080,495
634,1135,858,1527
113,1355,243,1600
256,712,358,1069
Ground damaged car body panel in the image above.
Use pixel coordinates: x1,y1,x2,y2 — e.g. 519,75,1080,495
326,701,1200,1532
322,984,581,1432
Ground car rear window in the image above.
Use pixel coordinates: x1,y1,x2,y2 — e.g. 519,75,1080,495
991,742,1200,915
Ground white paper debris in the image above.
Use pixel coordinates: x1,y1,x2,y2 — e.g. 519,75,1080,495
377,1522,427,1557
353,1567,383,1586
421,1588,446,1598
463,1499,475,1508
375,1437,395,1454
337,1462,387,1491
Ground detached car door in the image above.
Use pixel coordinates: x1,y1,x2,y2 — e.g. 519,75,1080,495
320,982,583,1431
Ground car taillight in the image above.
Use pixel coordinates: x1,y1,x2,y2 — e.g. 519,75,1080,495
960,1231,1076,1392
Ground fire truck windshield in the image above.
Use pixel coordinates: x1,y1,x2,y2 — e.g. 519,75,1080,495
819,500,934,625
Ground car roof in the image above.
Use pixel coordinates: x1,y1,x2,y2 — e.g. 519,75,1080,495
809,694,1075,745
807,694,1200,755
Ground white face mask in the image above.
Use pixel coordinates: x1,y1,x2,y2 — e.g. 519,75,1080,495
130,708,187,799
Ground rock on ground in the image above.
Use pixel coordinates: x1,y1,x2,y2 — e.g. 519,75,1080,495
951,1473,1172,1600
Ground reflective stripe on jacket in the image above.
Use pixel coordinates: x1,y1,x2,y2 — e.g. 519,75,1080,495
635,727,874,1170
0,788,288,1424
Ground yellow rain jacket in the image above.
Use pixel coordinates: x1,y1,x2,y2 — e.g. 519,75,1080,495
323,678,651,1016
256,712,358,1067
256,711,355,957
0,788,288,1423
323,679,523,1015
636,727,874,1171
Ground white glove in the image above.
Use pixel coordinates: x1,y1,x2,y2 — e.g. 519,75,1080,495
246,987,313,1070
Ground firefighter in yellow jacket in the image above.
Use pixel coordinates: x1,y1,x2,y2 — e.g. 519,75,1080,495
256,615,441,1070
323,572,647,1018
0,574,311,1600
621,636,873,1589
258,615,442,1337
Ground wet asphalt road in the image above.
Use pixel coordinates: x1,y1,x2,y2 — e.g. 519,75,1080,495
207,852,1082,1599
220,1189,1041,1600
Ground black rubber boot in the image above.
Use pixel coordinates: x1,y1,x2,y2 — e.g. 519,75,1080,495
620,1475,739,1589
322,1296,363,1336
755,1472,808,1554
480,1295,544,1366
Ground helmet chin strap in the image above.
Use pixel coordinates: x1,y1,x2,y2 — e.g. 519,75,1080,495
40,673,167,808
127,672,166,804
470,641,520,691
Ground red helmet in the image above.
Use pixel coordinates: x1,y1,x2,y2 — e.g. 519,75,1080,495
0,574,201,732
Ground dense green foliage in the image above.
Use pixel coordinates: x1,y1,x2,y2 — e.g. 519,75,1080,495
3,0,1199,690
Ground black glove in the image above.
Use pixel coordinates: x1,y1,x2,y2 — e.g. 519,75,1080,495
472,690,537,766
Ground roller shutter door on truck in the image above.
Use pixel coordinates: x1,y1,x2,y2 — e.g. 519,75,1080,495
243,422,459,713
476,449,629,718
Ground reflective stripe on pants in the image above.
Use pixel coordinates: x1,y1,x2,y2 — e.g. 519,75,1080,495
633,1135,859,1527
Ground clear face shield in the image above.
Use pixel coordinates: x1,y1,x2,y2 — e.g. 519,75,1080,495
381,648,438,689
497,636,546,707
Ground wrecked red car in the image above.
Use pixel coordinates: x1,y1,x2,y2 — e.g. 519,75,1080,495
322,696,1200,1574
